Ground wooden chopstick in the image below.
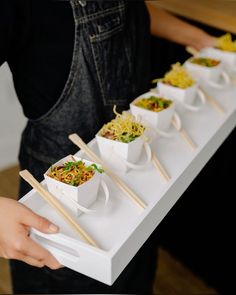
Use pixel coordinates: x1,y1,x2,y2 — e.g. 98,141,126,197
69,133,147,209
199,87,225,114
172,119,197,151
185,46,199,57
19,170,100,248
149,88,159,93
152,154,170,182
179,129,197,151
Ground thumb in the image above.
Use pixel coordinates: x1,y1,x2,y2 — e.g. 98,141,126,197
21,206,59,234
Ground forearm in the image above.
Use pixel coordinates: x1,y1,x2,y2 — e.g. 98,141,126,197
146,1,216,50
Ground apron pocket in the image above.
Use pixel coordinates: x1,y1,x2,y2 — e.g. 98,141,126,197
89,6,134,106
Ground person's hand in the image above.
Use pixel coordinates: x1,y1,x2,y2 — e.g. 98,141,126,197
193,33,217,51
146,3,218,51
0,197,61,269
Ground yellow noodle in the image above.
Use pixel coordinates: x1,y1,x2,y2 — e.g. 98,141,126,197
216,33,236,52
99,106,145,143
161,62,195,89
47,161,94,186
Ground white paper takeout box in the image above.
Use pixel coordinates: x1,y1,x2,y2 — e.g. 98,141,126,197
95,132,149,173
184,58,230,89
130,91,181,138
201,47,236,71
44,155,101,216
158,81,205,114
130,91,175,130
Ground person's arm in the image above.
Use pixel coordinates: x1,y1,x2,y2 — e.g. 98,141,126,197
0,197,61,269
146,1,216,51
0,1,12,67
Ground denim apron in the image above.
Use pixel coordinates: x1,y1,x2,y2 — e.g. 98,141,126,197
11,1,158,293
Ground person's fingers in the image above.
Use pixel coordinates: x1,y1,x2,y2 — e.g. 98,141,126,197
14,252,45,268
21,206,59,234
22,237,61,269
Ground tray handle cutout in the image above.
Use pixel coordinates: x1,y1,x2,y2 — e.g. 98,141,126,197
31,229,80,262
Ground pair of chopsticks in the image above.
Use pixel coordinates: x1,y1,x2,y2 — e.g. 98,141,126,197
186,46,226,115
69,134,147,209
20,134,170,248
20,170,100,248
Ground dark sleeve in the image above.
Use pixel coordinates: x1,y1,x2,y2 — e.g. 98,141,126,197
0,0,30,66
0,1,14,66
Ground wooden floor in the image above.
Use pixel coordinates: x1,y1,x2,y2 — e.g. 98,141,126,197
0,166,218,294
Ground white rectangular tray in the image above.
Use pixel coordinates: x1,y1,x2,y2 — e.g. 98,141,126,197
20,84,236,285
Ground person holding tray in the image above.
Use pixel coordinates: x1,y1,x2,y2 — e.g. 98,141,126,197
0,197,61,269
0,0,216,293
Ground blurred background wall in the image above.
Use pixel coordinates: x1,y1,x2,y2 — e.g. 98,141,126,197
0,63,26,170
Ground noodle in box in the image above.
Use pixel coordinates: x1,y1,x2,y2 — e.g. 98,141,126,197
96,107,152,173
155,63,206,113
44,155,109,216
184,57,230,89
201,33,236,73
130,91,181,138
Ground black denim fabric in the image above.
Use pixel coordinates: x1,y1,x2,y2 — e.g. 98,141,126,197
10,0,158,293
